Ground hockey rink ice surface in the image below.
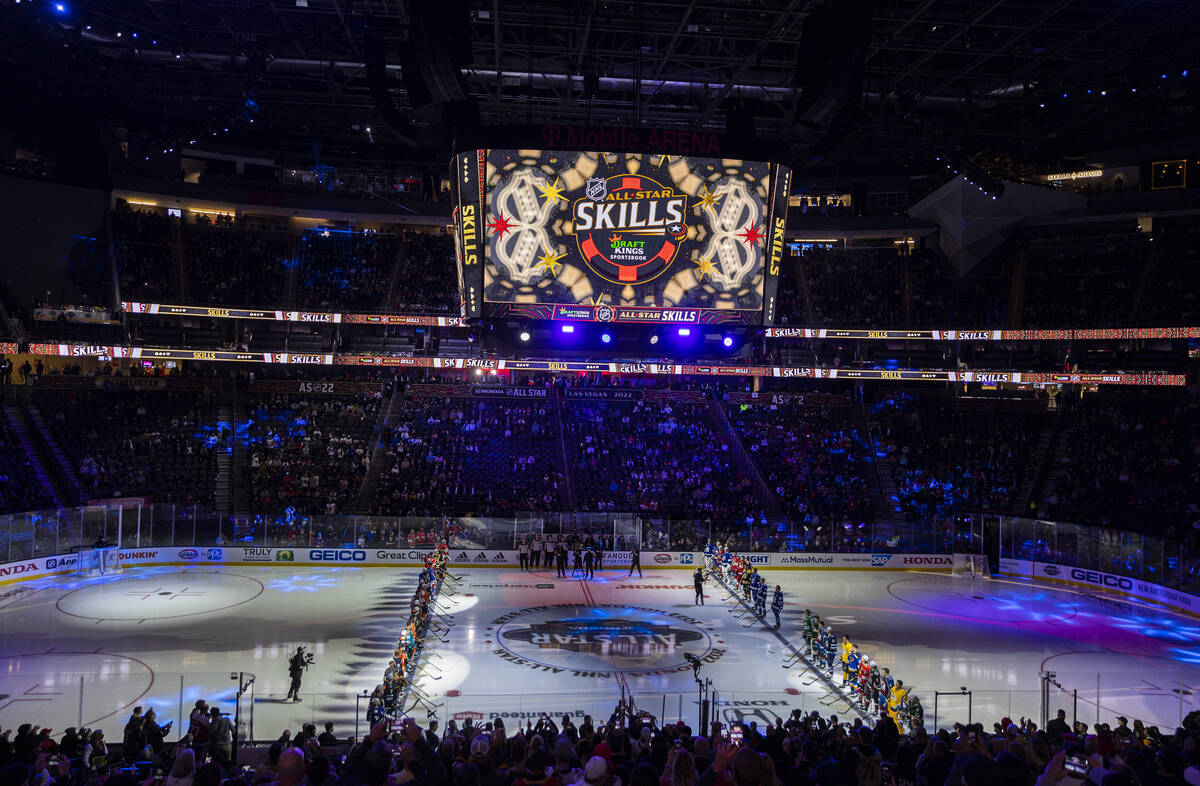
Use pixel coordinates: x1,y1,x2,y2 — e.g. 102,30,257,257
1,564,1199,740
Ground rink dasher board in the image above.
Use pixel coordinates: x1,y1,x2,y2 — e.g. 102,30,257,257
999,558,1199,618
5,549,1197,620
0,547,953,585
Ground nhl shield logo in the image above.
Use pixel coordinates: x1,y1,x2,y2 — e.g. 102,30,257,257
585,177,608,202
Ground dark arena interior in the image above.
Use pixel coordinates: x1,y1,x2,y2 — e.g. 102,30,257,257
2,1,1200,784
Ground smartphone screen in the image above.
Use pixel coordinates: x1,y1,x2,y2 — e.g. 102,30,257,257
730,725,744,746
1063,755,1089,776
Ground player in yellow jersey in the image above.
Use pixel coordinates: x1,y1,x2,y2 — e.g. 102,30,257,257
887,679,908,725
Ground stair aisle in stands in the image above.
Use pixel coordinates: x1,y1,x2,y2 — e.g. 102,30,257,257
2,405,64,508
24,406,85,505
707,397,782,517
549,394,576,510
352,383,402,514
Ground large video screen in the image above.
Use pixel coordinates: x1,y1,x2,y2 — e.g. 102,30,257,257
454,149,790,325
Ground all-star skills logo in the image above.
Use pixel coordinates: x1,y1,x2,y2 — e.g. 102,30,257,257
492,603,723,678
573,175,688,285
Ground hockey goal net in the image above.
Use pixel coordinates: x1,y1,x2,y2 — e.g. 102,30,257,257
77,547,124,578
951,553,990,578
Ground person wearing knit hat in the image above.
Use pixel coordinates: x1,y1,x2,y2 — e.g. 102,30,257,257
591,742,613,766
552,737,582,785
585,756,619,786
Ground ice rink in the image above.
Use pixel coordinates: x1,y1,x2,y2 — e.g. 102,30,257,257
1,563,1198,742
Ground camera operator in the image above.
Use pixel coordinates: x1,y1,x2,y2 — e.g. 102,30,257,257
286,646,314,702
208,706,234,765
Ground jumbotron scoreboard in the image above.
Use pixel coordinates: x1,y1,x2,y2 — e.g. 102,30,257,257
454,149,791,325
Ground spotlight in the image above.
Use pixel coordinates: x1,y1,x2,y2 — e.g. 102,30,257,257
600,333,612,344
561,324,575,334
649,334,659,345
678,328,691,337
518,331,530,343
722,336,734,348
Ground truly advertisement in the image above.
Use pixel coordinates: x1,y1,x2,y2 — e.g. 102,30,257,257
478,149,781,324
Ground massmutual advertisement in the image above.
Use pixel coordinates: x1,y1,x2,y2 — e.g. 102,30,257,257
458,149,789,325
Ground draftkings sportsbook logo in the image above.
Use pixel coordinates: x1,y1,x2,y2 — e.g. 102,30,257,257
573,175,687,285
492,603,723,679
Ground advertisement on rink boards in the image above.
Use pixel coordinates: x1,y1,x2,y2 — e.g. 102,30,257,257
0,548,964,581
1030,561,1198,615
4,549,1199,615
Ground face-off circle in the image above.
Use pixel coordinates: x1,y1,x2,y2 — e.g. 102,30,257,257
572,174,688,285
0,651,154,727
493,603,715,677
57,572,264,622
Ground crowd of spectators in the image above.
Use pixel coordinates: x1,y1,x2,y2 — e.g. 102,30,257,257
872,394,1043,522
183,225,290,307
247,393,381,515
726,399,874,551
35,389,223,506
561,399,759,519
1019,229,1149,329
96,193,1200,335
1041,396,1200,533
6,701,1200,786
802,249,904,328
370,397,564,516
295,230,399,312
1138,216,1200,328
113,204,175,303
390,232,459,314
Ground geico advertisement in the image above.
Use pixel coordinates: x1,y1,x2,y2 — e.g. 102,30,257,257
1035,562,1197,612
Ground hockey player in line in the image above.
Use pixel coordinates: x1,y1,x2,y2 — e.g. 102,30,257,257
822,627,837,674
754,574,768,617
878,667,894,717
846,646,862,693
770,585,783,629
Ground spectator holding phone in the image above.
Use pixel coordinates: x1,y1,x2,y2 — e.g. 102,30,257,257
659,746,695,786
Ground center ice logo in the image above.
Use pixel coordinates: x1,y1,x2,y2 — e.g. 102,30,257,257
493,603,721,678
